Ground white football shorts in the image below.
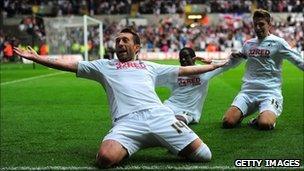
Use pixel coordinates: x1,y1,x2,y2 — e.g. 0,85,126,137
232,92,283,117
103,107,199,156
174,111,196,124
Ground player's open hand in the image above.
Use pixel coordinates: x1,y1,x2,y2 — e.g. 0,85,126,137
14,46,39,61
212,59,229,68
193,56,212,64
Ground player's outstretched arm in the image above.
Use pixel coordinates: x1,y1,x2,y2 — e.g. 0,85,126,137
193,56,212,64
202,53,245,80
286,52,304,71
275,39,304,70
279,43,304,71
178,60,228,76
230,52,247,59
14,46,78,73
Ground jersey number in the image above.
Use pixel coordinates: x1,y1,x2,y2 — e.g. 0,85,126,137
171,121,189,134
271,99,279,109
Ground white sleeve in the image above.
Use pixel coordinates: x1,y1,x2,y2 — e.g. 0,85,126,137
149,62,179,86
279,40,304,71
76,59,106,82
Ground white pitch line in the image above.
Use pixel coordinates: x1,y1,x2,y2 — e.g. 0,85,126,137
1,165,303,170
0,166,96,171
0,72,66,86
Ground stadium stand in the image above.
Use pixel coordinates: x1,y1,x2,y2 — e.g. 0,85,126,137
1,0,303,61
3,0,304,16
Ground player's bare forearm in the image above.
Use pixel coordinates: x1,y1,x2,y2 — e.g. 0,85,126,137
179,64,219,76
35,57,77,73
14,47,78,73
193,56,212,64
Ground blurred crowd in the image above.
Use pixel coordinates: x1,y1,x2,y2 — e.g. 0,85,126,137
102,15,304,54
209,0,303,13
1,0,303,62
2,0,304,17
19,16,45,40
0,31,20,62
2,13,303,62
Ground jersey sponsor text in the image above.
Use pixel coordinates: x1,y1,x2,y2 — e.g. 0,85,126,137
248,48,270,57
116,61,147,70
178,77,201,86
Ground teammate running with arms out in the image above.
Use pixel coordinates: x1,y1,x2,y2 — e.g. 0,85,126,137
159,47,241,125
222,9,304,130
14,27,228,168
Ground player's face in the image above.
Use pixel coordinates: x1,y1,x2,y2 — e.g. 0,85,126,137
253,18,271,40
179,56,195,66
115,33,140,62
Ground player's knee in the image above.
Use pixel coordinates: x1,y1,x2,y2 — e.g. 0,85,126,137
222,108,243,129
187,143,212,162
258,112,276,130
95,151,117,168
222,117,237,129
257,119,275,130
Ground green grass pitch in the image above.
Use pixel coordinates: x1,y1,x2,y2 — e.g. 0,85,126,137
1,61,303,170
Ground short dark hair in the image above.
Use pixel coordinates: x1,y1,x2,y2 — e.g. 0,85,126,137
179,47,195,59
253,9,271,23
120,27,141,45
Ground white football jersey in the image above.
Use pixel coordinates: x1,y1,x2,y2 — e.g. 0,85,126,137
158,59,240,123
77,59,179,122
240,34,303,96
